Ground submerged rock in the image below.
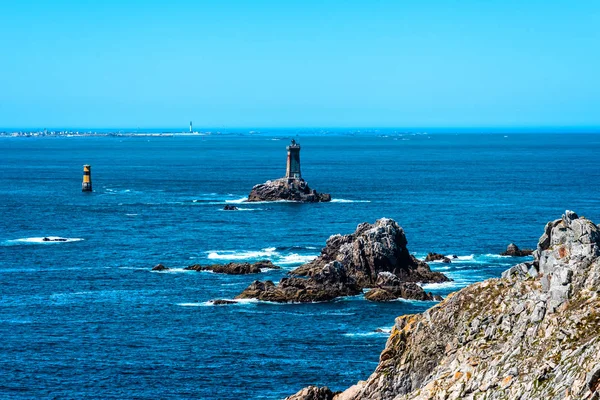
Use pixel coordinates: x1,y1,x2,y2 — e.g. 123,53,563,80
185,260,280,274
287,211,600,400
151,264,169,271
237,219,449,303
501,243,534,257
223,205,239,211
247,178,331,203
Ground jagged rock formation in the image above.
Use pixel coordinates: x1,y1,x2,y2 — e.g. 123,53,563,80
365,272,443,302
247,178,331,203
501,242,534,257
237,219,449,303
425,253,453,263
287,211,600,400
292,219,449,287
236,261,362,303
185,260,280,274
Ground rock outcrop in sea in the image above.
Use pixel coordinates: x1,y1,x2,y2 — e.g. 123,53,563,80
236,218,449,303
185,260,280,274
501,242,534,257
247,139,331,203
286,211,600,400
248,178,331,203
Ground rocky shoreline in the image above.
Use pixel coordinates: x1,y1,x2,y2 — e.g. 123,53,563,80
285,211,600,400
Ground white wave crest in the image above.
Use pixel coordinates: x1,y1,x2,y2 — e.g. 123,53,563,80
207,247,278,260
330,199,371,203
5,236,84,245
278,254,318,265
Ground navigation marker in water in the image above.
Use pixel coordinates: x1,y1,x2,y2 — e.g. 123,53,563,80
82,164,92,192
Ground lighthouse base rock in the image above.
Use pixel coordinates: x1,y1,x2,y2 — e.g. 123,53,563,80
286,211,600,400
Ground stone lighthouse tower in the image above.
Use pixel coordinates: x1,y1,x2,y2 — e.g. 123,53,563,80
286,139,302,181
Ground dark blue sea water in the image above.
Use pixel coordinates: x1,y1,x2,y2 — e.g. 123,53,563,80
1,132,599,399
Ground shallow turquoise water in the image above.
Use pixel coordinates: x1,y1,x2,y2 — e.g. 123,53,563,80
1,132,599,399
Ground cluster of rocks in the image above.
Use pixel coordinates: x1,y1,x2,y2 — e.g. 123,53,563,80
223,205,239,211
234,219,450,303
364,272,442,302
286,211,600,400
152,260,280,274
247,178,331,203
424,252,455,263
501,242,534,257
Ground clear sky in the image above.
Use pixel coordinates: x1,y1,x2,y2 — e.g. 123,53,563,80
1,0,599,129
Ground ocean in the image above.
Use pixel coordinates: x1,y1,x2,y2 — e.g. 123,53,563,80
1,132,599,399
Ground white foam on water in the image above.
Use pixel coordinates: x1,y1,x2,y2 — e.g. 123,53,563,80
419,281,466,290
343,330,390,338
224,197,248,204
177,302,213,307
278,254,318,265
5,237,84,245
330,199,372,203
125,213,138,216
206,247,278,260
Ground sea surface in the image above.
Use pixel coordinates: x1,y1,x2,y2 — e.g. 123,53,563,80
1,132,599,399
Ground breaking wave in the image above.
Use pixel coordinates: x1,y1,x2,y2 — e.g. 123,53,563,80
3,237,84,245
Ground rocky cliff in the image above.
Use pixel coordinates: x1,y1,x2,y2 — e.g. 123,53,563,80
236,219,448,303
287,211,600,400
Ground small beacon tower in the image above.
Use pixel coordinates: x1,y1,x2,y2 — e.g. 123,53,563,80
82,165,92,192
189,121,193,133
286,139,302,181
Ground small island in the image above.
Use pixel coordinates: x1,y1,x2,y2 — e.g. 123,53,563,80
247,139,331,203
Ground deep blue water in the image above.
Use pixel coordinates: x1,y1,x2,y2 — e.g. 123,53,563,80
1,132,599,399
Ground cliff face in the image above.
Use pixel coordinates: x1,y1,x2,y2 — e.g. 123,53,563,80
287,211,600,400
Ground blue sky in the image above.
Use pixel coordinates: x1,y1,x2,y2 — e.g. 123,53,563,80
1,0,599,129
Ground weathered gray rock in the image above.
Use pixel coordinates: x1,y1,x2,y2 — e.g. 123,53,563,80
292,219,450,287
286,211,600,400
248,178,331,203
